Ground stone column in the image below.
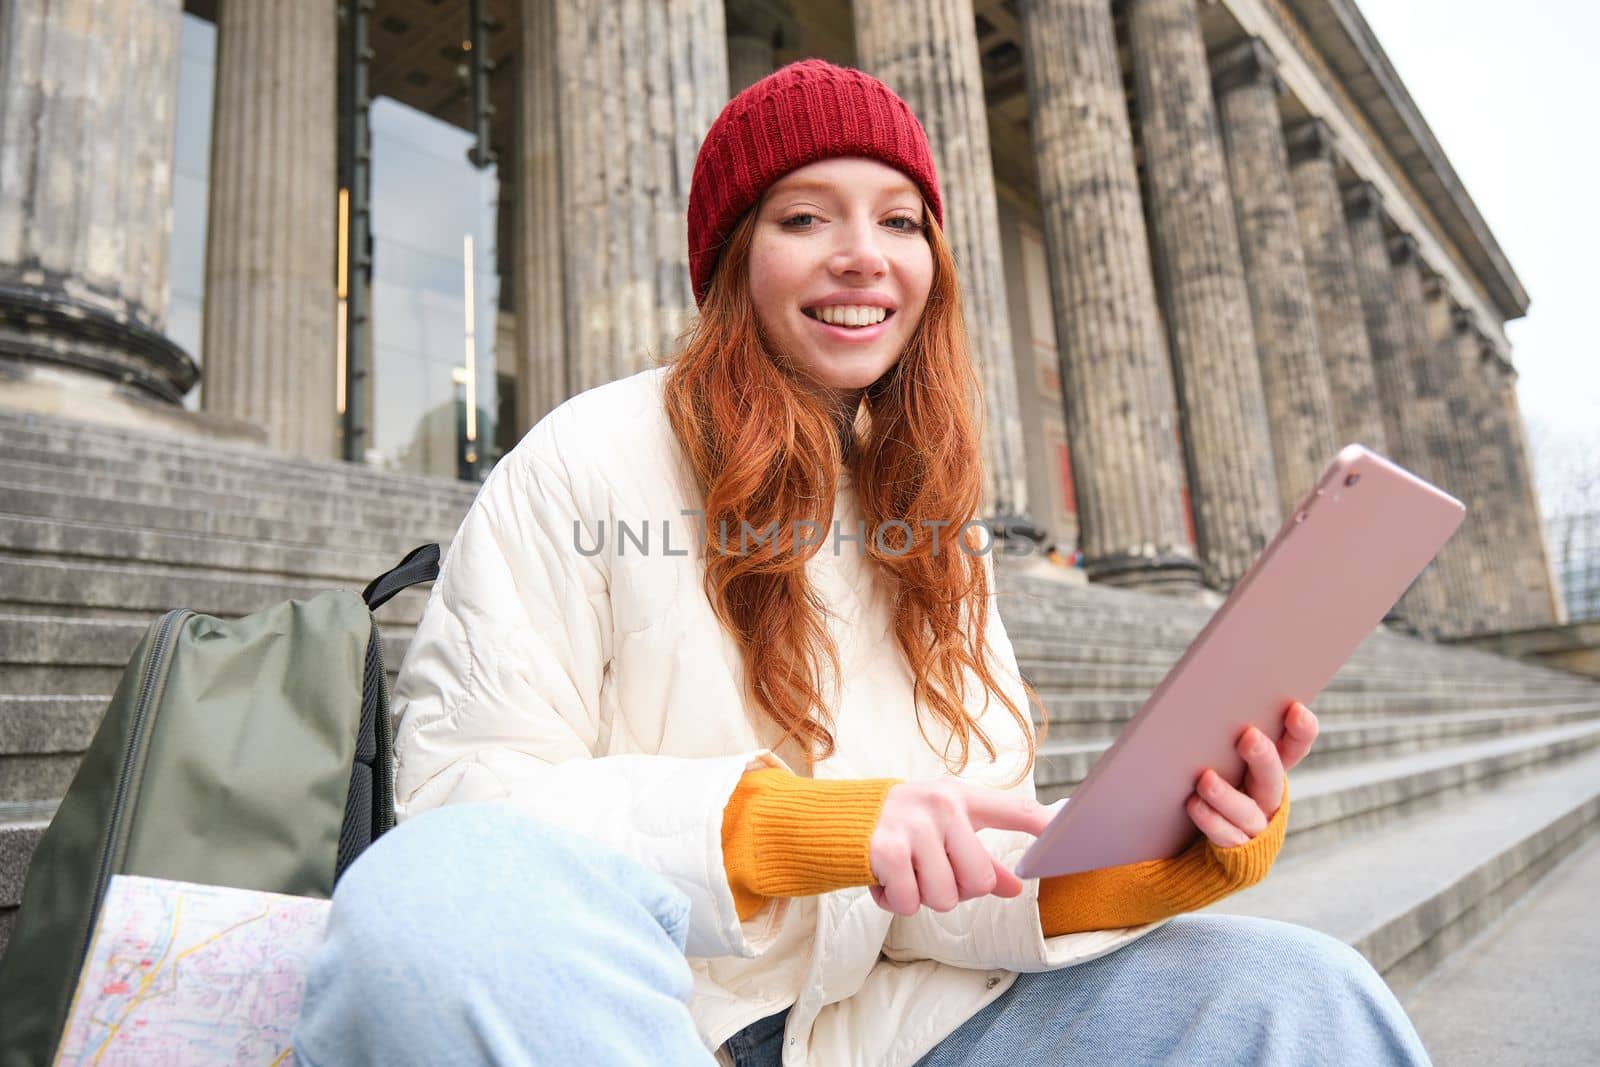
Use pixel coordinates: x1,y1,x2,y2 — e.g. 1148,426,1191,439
1484,356,1563,627
202,0,339,457
726,0,795,95
854,0,1032,522
1212,38,1337,520
1342,184,1443,630
513,0,566,433
1389,236,1454,479
557,0,727,394
1392,235,1467,632
1285,121,1387,454
1441,311,1508,635
1015,0,1200,590
0,0,197,404
1127,0,1281,588
1459,343,1522,630
1416,274,1482,632
1343,184,1419,469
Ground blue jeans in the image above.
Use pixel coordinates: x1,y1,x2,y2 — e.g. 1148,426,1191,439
294,804,1431,1066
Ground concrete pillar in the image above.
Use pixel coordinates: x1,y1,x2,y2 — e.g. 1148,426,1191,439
513,0,566,433
1127,0,1281,588
854,0,1032,522
556,0,727,394
1015,0,1200,590
726,0,794,95
1211,39,1338,520
1285,121,1388,454
0,0,197,404
202,0,339,457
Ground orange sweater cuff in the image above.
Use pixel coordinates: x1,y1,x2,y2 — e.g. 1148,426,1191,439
721,768,899,921
1037,782,1291,936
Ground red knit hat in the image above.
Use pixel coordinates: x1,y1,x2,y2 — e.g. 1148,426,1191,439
687,59,944,307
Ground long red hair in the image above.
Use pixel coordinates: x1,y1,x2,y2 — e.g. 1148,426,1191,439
661,204,1043,782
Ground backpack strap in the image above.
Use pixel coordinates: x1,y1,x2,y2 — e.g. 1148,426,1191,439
362,543,442,611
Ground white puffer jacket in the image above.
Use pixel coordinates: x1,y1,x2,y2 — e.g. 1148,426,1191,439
391,366,1162,1066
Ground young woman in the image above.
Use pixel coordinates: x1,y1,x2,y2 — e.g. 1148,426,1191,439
294,61,1431,1066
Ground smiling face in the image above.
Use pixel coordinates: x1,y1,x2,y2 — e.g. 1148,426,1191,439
746,157,935,402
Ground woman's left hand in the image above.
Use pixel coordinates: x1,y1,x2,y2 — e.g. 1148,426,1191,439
1186,700,1319,848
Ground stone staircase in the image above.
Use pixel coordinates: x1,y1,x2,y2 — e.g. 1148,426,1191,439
3,407,1598,1058
0,407,476,959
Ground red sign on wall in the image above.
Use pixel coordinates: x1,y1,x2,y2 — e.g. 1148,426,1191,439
1055,442,1076,516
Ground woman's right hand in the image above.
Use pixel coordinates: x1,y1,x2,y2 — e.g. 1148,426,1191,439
868,780,1055,916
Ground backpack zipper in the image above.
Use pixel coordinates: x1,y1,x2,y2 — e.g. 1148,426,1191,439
74,608,188,975
369,616,397,836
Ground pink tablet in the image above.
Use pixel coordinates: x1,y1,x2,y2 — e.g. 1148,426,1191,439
1015,444,1464,879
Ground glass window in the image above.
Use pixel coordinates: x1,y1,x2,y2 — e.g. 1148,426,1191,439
367,96,500,481
167,12,216,411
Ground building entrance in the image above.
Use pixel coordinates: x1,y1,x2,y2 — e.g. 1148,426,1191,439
338,0,513,481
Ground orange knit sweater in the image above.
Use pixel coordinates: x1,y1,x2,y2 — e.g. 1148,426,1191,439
720,768,1289,934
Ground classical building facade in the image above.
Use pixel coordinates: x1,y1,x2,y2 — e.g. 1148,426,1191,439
0,0,1565,638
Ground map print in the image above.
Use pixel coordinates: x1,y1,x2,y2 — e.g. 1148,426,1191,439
56,875,332,1066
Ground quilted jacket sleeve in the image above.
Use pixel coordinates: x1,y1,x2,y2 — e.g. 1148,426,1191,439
390,413,784,959
880,551,1166,971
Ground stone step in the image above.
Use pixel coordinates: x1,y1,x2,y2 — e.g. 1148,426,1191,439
1014,614,1559,679
0,799,53,955
1033,701,1600,792
1007,618,1597,686
1401,831,1600,1063
7,725,1597,965
1017,656,1585,697
1012,623,1546,682
0,513,413,586
0,696,103,755
0,412,482,509
1026,657,1587,706
2,461,473,532
1037,718,1600,823
1031,689,1597,738
1007,612,1562,675
0,613,412,697
0,437,480,518
1008,631,1585,684
0,482,455,557
1273,720,1600,854
998,581,1538,663
0,555,429,626
1206,743,1600,998
0,528,1577,703
0,435,476,511
8,685,1591,806
1021,660,1592,704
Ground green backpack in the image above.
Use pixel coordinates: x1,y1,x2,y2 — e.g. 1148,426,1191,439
0,544,439,1066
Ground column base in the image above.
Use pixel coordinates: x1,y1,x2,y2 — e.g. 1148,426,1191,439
0,277,199,404
984,512,1090,584
1084,547,1206,595
1381,608,1420,637
0,356,267,449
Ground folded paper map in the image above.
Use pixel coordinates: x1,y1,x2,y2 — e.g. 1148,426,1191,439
56,875,331,1066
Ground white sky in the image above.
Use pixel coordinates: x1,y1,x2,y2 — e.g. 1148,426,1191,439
1355,1,1599,511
